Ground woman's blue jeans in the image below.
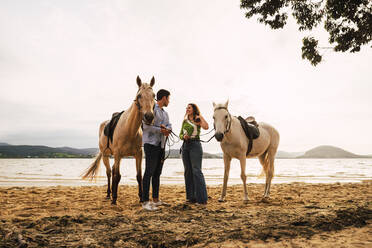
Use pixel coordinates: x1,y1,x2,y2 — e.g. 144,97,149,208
181,140,208,203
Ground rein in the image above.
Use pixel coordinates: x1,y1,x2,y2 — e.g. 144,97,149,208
145,123,216,162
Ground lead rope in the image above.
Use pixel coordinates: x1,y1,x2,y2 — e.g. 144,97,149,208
146,124,216,163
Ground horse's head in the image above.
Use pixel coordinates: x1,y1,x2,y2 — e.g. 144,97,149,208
213,100,231,142
135,76,156,124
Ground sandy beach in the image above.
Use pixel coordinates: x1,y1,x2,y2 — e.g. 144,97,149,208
1,182,371,247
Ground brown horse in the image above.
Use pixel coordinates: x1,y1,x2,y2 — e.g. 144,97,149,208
82,76,155,204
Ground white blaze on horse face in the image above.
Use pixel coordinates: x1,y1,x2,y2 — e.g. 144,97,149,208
137,83,155,124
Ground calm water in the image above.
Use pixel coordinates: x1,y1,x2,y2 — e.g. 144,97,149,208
0,158,371,187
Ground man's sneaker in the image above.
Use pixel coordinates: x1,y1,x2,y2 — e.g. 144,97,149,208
142,201,158,211
152,200,168,207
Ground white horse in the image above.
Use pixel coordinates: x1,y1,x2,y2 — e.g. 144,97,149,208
213,101,280,202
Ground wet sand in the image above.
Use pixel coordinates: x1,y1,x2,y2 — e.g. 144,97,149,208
1,182,371,247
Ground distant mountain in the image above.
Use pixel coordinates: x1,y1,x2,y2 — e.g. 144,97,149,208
297,145,372,158
0,143,370,159
0,144,220,159
56,147,99,156
0,145,97,158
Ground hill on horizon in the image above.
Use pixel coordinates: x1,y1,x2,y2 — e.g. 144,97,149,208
0,145,98,158
0,144,220,159
0,143,371,159
297,145,371,158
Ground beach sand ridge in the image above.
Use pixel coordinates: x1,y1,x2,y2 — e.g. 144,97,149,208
0,182,371,247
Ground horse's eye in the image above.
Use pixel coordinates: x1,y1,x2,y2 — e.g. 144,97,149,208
225,115,228,119
152,93,155,98
213,116,215,119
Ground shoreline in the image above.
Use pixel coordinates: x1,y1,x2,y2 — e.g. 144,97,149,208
1,182,371,247
1,179,371,188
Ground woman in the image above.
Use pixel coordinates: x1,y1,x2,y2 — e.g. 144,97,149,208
179,103,209,204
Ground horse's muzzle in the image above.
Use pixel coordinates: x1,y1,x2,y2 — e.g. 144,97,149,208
144,112,154,124
215,132,224,142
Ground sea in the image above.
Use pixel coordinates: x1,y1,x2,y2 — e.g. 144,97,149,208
0,158,371,187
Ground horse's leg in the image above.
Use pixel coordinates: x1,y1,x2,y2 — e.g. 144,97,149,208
111,155,122,205
263,152,275,198
239,156,249,203
219,153,232,202
259,150,274,199
135,152,143,203
102,156,111,199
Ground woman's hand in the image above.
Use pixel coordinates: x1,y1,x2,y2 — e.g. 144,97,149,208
197,115,209,130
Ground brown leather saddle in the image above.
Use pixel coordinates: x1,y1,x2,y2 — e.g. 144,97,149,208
104,111,124,144
237,116,260,156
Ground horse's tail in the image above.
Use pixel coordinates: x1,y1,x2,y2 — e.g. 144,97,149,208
81,152,103,180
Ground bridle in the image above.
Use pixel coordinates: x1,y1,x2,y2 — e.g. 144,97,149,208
214,106,232,135
135,94,142,110
134,87,155,112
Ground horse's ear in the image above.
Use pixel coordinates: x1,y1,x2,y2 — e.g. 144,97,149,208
136,76,142,87
224,100,229,109
212,102,216,108
150,76,155,87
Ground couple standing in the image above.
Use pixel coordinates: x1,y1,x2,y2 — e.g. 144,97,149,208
142,89,209,211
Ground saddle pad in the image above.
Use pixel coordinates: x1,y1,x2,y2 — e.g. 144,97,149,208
104,111,124,144
237,116,260,155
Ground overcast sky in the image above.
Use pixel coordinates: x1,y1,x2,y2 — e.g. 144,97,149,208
1,0,371,154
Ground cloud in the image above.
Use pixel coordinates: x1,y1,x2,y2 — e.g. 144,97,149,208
0,0,371,154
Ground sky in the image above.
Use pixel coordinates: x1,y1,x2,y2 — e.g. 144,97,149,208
0,0,371,155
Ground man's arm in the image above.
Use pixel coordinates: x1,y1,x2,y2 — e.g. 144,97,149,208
142,122,161,133
164,112,172,130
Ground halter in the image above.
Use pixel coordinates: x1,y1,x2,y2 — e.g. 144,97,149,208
214,106,232,135
134,94,142,110
134,86,155,111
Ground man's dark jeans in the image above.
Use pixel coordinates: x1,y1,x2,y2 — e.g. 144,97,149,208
142,143,164,202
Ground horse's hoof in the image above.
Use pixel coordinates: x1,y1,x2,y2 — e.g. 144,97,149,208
106,196,111,200
261,197,270,203
218,198,225,202
243,199,249,204
111,201,117,205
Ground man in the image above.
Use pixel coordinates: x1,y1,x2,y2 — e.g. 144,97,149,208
142,89,172,211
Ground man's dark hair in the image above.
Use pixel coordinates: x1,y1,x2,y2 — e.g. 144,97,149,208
156,89,170,101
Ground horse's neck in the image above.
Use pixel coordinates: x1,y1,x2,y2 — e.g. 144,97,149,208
124,103,142,135
223,117,240,143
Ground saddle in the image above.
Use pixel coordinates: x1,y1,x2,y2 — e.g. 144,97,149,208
104,111,124,144
237,116,260,156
